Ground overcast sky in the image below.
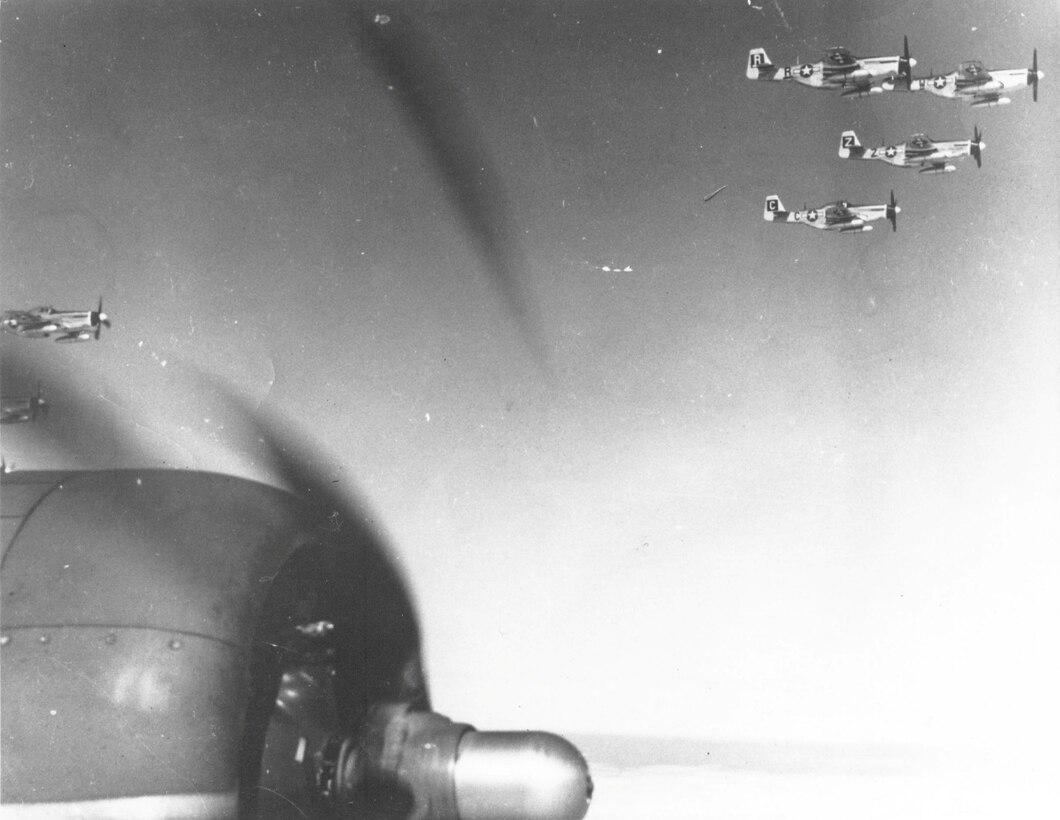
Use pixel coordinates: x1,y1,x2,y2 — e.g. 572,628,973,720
2,1,1058,787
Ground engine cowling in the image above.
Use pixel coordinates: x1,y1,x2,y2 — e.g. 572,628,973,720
0,469,592,819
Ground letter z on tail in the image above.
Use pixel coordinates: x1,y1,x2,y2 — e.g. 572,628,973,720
838,130,864,159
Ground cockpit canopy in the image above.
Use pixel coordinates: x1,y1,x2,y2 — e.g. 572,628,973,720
909,134,933,149
825,47,856,68
958,60,988,79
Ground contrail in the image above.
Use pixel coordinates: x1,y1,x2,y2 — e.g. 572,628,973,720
772,0,792,31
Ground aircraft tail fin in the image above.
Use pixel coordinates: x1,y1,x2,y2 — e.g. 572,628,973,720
764,195,788,221
747,48,775,80
839,130,862,158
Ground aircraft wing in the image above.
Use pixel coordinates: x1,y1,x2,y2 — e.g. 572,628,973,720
1,409,31,425
13,320,56,332
966,89,1004,105
842,74,874,92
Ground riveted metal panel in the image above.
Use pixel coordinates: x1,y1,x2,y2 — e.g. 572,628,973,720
0,626,244,804
0,472,66,564
1,470,313,645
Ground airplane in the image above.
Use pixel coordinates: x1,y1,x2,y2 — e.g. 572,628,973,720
839,127,985,174
1,383,47,425
746,37,914,98
883,48,1042,106
0,297,110,342
764,191,900,233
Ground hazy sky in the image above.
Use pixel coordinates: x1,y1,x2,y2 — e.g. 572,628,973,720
2,0,1058,784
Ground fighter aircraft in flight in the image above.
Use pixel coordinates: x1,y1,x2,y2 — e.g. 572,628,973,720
0,383,47,425
839,127,985,174
883,48,1042,106
763,192,899,233
746,37,914,98
1,297,110,342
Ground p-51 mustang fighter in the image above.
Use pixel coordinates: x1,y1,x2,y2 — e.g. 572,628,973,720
883,48,1042,106
1,297,110,342
839,127,984,174
0,384,47,425
764,192,899,234
746,37,914,98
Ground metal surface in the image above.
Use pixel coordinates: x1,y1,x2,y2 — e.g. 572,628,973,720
1,468,591,819
454,732,593,820
0,470,313,812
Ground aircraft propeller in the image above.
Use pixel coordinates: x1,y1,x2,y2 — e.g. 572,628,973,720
1030,48,1039,102
886,190,899,233
91,297,111,340
898,35,913,91
971,125,984,169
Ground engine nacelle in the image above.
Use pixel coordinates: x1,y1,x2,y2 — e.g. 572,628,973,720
0,470,592,819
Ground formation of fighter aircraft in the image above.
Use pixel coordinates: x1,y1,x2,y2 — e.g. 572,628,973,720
1,297,110,342
0,383,47,425
763,192,899,234
839,127,985,174
746,38,914,98
749,36,1042,238
883,47,1042,106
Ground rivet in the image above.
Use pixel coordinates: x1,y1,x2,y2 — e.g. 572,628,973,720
168,639,183,651
38,635,50,644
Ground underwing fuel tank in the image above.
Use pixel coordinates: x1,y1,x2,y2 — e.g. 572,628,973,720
919,164,957,174
0,469,592,819
840,86,883,98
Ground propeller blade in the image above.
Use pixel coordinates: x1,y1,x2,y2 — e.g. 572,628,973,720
92,296,110,339
887,190,898,233
900,35,913,90
1031,48,1039,102
972,125,983,168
